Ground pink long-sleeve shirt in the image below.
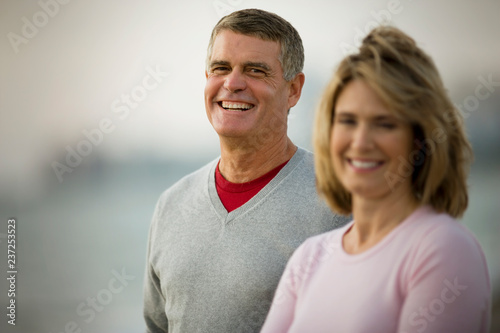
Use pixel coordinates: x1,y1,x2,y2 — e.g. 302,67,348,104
261,205,491,333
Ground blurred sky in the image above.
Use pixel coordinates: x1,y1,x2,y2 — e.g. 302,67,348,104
1,0,499,332
1,0,499,202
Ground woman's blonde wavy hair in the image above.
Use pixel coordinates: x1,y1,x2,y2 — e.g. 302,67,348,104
314,26,472,218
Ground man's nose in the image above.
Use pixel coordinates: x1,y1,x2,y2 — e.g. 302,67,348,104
224,70,246,93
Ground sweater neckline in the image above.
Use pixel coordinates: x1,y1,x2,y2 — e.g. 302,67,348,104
207,147,306,223
215,160,288,193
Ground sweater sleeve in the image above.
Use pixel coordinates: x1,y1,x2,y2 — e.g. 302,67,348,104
143,202,169,333
397,222,491,333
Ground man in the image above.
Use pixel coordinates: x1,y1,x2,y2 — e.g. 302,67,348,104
143,8,348,333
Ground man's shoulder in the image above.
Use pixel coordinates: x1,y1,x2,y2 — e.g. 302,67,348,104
284,147,315,177
278,147,317,188
158,158,217,201
294,146,314,164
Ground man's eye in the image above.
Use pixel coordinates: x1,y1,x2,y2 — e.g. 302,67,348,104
213,67,229,73
249,68,266,75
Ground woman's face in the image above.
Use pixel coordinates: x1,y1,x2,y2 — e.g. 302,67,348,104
330,79,414,201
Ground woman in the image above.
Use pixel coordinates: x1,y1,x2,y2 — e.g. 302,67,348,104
261,26,491,333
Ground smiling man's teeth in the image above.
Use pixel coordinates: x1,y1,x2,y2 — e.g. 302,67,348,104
221,101,253,110
351,160,379,169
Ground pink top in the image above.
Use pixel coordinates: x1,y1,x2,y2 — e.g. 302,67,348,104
261,206,491,333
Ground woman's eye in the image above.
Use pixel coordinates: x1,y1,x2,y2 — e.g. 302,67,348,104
378,123,396,129
337,118,356,125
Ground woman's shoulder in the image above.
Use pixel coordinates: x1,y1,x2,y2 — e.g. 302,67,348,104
402,206,489,285
405,205,483,251
281,222,353,291
290,221,353,263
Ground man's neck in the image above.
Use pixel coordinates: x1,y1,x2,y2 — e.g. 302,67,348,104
218,136,297,183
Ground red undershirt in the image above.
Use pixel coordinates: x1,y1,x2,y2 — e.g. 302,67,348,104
215,160,289,212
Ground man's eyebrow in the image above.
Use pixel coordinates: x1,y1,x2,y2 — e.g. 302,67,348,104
209,60,230,68
243,62,270,71
208,60,271,72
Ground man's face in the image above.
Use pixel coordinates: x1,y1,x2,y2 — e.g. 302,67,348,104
204,30,302,142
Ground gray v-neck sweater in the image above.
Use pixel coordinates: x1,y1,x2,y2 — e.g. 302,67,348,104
144,147,348,333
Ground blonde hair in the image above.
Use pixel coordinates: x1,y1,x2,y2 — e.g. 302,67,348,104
206,8,304,81
314,26,472,218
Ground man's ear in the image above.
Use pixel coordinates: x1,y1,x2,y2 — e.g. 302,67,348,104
288,73,305,108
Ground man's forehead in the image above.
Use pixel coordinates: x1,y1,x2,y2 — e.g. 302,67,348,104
211,30,281,63
213,30,280,49
215,29,278,40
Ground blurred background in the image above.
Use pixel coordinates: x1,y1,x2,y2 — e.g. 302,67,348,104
0,0,499,332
